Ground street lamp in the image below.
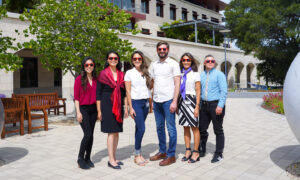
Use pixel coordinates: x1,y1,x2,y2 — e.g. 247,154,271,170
219,29,231,81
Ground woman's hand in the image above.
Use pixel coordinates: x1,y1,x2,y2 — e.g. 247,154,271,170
77,112,83,123
130,107,136,119
124,108,129,119
194,106,199,118
97,112,102,121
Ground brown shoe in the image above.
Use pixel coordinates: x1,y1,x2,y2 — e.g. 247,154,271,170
159,157,176,166
149,152,167,161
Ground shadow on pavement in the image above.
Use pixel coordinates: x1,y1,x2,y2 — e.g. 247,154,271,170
92,142,215,164
270,145,300,170
0,147,29,166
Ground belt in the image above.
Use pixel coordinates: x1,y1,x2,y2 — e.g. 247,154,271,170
202,100,218,105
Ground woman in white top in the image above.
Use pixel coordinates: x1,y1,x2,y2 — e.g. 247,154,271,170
125,51,152,166
178,52,201,163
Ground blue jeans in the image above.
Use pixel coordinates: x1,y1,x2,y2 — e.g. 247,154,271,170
153,99,177,157
132,99,149,155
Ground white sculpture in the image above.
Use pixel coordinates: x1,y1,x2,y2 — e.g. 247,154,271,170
283,52,300,142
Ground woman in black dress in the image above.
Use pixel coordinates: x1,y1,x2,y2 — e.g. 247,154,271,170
96,51,128,169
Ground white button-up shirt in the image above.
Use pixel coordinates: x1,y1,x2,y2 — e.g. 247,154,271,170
149,57,181,102
124,67,151,100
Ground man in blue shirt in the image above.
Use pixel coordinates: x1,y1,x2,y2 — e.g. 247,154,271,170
199,54,227,163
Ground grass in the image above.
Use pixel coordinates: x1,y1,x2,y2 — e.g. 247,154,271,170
262,91,284,114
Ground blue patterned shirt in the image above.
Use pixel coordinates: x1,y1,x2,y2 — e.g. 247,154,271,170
200,68,227,108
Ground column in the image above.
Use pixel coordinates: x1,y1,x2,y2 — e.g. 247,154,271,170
62,71,76,114
0,70,13,97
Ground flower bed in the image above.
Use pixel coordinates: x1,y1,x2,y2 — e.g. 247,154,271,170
262,92,284,114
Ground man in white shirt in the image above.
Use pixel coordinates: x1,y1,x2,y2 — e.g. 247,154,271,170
149,41,181,166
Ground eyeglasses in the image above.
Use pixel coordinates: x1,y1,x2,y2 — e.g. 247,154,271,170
133,57,142,62
205,60,215,64
157,48,167,52
84,63,94,67
181,58,191,63
108,57,119,61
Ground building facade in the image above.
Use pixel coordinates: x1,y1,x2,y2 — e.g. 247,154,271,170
0,0,264,114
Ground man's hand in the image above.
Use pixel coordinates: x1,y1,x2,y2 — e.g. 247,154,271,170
170,101,177,113
216,106,223,115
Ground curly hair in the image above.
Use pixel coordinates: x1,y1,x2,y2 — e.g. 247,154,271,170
131,51,152,90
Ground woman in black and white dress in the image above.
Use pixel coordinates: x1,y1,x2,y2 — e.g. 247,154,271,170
178,52,201,163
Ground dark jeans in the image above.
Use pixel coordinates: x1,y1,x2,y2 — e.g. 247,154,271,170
199,100,225,154
132,99,149,155
78,104,97,160
153,99,177,157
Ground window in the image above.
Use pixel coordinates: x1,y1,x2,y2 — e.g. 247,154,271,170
142,28,151,35
156,0,164,17
211,17,219,23
54,68,62,87
157,31,165,37
202,14,207,20
170,4,176,20
20,57,38,88
141,0,149,14
181,8,188,21
192,11,198,20
109,0,134,11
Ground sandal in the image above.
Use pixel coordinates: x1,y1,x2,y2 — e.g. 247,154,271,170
181,148,192,161
188,150,200,163
134,156,146,166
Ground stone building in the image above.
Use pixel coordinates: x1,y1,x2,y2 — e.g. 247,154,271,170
0,0,263,113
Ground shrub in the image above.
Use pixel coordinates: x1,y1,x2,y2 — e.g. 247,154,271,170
262,92,284,114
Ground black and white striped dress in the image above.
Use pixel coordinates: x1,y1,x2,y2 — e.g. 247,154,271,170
178,71,200,127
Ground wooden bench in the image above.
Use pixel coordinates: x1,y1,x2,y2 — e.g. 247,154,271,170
12,93,52,134
1,98,25,139
48,92,66,116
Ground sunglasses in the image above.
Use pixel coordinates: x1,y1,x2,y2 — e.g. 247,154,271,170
84,63,94,67
133,57,142,62
108,57,119,61
181,58,191,62
205,60,215,64
157,48,167,52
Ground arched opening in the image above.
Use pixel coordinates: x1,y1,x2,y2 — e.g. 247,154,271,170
234,62,244,88
221,61,232,79
247,63,255,88
13,49,62,96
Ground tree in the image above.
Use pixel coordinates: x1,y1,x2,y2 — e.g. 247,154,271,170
161,20,224,46
20,0,136,76
3,0,41,13
225,0,300,85
0,4,23,71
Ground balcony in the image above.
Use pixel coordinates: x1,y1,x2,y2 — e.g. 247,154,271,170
183,0,227,12
109,0,146,20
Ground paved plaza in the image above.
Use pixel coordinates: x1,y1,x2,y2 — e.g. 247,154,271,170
0,98,299,180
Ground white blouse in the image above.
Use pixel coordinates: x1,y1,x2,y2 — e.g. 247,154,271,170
124,68,151,100
181,71,201,95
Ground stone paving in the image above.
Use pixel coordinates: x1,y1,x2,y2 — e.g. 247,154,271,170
0,98,299,180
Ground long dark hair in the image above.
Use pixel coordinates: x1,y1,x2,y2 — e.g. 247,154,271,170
81,57,97,91
179,53,198,72
104,50,122,70
131,51,152,90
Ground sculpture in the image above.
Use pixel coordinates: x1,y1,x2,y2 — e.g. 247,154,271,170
283,52,300,142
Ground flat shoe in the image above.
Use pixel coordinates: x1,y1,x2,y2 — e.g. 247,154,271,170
108,162,121,169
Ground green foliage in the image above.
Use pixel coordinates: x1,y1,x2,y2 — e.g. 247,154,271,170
161,20,224,46
0,4,23,71
20,0,136,76
225,0,300,85
3,0,41,13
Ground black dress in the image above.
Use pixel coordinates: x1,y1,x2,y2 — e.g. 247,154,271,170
96,81,125,133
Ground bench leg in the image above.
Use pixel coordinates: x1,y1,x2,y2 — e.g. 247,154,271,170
63,105,66,116
28,115,32,134
20,116,24,136
43,109,48,131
